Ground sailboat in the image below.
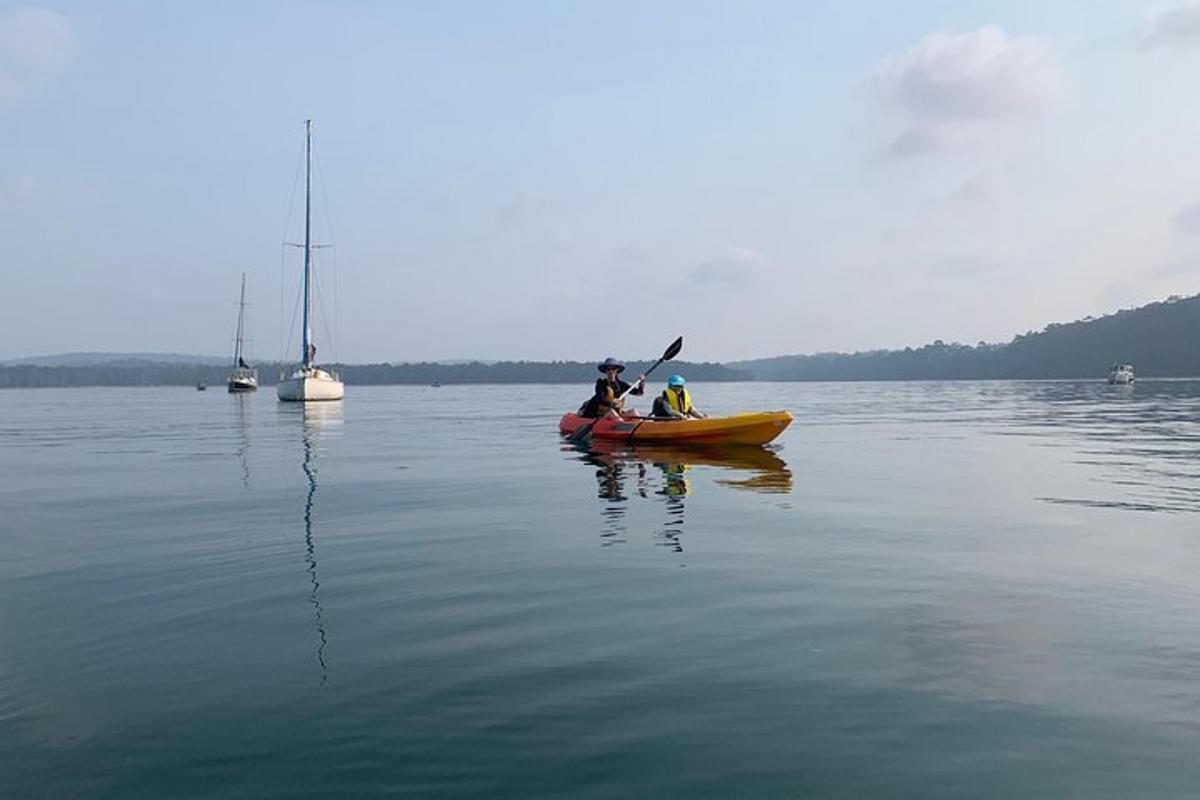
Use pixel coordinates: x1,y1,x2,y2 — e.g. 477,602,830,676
277,120,344,403
227,272,258,393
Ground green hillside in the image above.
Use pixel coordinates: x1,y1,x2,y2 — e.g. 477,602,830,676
736,294,1200,381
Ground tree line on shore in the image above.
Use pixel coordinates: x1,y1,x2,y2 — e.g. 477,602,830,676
0,359,749,388
732,293,1200,381
4,293,1198,387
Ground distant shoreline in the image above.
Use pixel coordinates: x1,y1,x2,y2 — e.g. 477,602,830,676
3,372,1199,390
6,292,1200,387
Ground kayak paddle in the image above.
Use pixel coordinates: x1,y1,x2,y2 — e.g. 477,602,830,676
568,336,683,443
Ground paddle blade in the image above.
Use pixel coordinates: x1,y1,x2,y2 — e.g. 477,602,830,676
662,336,683,362
568,420,596,443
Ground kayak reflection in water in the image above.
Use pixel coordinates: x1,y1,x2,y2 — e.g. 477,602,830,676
578,356,646,420
579,447,647,546
659,460,692,497
650,374,707,419
588,441,793,495
567,439,793,553
656,461,689,553
583,451,690,553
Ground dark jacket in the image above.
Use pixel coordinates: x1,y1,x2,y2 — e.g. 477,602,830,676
579,376,643,418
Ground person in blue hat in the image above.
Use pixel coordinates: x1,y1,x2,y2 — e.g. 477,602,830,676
651,374,706,419
578,357,645,419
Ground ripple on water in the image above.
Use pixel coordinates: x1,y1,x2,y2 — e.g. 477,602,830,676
4,383,1200,798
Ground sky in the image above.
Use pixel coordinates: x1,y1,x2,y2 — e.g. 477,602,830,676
3,0,1200,364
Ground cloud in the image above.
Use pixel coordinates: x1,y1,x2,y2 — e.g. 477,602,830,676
690,246,766,287
877,25,1062,158
934,247,1003,276
1143,1,1200,47
611,242,649,266
944,171,994,205
1155,203,1200,274
1152,255,1200,276
496,192,545,225
884,124,955,158
0,6,73,109
1,173,51,201
1098,280,1136,309
1170,200,1200,236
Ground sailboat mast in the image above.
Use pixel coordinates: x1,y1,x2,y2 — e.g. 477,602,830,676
302,119,313,370
234,272,247,367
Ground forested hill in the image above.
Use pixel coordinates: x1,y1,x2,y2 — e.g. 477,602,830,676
735,294,1200,381
0,359,747,388
5,294,1198,387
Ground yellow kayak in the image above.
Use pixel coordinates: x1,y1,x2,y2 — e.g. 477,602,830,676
559,411,793,446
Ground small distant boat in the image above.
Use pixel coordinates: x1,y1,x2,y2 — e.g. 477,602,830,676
227,273,258,393
277,120,344,403
1108,363,1135,385
196,382,207,391
431,381,442,388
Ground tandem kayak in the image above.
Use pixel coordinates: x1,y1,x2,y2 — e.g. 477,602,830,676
558,411,793,446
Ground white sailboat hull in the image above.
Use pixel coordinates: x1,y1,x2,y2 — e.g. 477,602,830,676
228,368,258,393
1108,364,1135,385
277,369,344,402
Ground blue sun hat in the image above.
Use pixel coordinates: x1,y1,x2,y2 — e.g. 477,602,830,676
668,374,686,387
597,357,625,373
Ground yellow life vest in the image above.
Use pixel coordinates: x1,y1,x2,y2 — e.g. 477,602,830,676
661,463,692,496
663,387,692,415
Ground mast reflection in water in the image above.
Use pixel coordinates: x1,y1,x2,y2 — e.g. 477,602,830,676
233,393,251,490
567,440,792,554
292,402,343,685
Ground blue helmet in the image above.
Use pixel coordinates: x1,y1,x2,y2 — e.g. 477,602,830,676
597,356,625,373
667,374,686,387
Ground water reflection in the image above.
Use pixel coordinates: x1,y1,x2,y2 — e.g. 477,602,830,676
232,394,251,489
289,402,343,684
567,440,792,552
657,460,688,553
786,379,1200,515
589,441,793,493
995,380,1200,514
577,446,641,546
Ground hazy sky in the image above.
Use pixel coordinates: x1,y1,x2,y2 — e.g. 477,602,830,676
4,1,1200,363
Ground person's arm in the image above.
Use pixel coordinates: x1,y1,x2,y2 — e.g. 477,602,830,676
627,374,646,396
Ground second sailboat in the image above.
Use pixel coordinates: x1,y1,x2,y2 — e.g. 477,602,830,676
228,272,258,392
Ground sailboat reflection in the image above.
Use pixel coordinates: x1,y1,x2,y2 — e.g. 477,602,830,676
232,393,251,489
569,440,792,553
290,401,343,684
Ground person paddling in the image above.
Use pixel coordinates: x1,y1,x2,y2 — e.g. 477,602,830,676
651,374,706,419
579,357,645,420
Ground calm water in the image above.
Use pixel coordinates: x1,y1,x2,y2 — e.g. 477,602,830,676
3,381,1200,798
